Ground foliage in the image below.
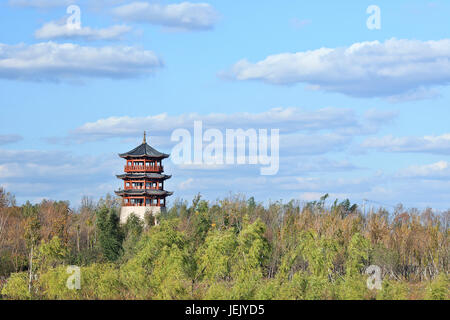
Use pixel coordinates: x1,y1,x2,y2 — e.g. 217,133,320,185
377,279,409,300
1,272,31,300
0,189,448,300
198,229,237,282
96,207,123,262
36,236,69,271
425,273,449,300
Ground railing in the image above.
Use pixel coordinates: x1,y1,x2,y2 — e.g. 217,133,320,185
122,203,164,207
124,186,162,190
124,165,163,172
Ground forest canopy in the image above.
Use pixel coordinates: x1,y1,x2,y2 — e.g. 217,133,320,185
0,188,448,300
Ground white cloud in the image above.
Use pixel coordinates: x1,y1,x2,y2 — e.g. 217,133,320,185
290,176,380,194
387,87,442,103
35,21,132,41
280,133,350,155
65,107,390,143
0,41,163,82
223,38,450,100
285,157,358,174
0,148,122,203
0,149,120,181
44,107,395,167
0,149,72,164
9,0,75,8
178,178,194,190
397,161,450,180
111,1,219,31
361,134,450,155
0,134,22,145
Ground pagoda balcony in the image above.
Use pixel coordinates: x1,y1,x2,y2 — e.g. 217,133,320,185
122,203,163,207
124,165,163,172
124,186,162,190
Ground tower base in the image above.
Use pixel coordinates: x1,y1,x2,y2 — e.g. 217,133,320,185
119,206,166,225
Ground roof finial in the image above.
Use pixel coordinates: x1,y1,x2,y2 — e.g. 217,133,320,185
143,131,147,144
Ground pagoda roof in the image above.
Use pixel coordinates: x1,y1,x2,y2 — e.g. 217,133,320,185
116,173,172,180
119,142,169,159
115,189,173,197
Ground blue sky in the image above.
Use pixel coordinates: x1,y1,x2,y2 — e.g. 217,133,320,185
1,0,450,210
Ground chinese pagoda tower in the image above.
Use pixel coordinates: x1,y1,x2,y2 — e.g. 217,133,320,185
115,132,173,224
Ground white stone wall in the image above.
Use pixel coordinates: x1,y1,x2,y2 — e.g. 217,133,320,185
119,206,166,225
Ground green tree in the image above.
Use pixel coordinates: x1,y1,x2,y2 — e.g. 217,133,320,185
198,229,238,282
1,272,31,300
120,219,188,299
229,218,270,299
121,214,144,262
36,236,69,271
96,207,123,262
425,273,449,300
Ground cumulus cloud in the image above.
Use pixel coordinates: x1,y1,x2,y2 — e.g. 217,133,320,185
361,134,450,155
0,41,163,82
387,87,442,103
285,157,358,174
168,163,450,209
397,161,450,180
9,0,75,8
280,133,350,155
288,175,382,194
0,149,74,164
0,148,122,202
0,134,23,145
35,21,132,41
223,38,450,100
63,107,392,143
111,1,219,31
0,149,118,178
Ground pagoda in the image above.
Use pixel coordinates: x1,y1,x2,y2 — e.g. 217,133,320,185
115,132,173,224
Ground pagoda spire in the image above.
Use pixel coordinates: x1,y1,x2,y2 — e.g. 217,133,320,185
143,131,147,144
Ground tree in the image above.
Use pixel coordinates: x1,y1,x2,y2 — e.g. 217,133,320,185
0,188,16,249
120,219,189,299
121,214,144,262
198,229,237,282
1,272,31,300
36,236,69,271
23,205,41,293
96,207,123,262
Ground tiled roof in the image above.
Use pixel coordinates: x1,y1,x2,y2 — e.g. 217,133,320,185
119,142,169,159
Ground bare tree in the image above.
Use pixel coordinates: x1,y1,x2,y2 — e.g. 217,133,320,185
0,188,13,248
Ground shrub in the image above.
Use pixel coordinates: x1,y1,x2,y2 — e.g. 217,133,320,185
1,272,31,300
